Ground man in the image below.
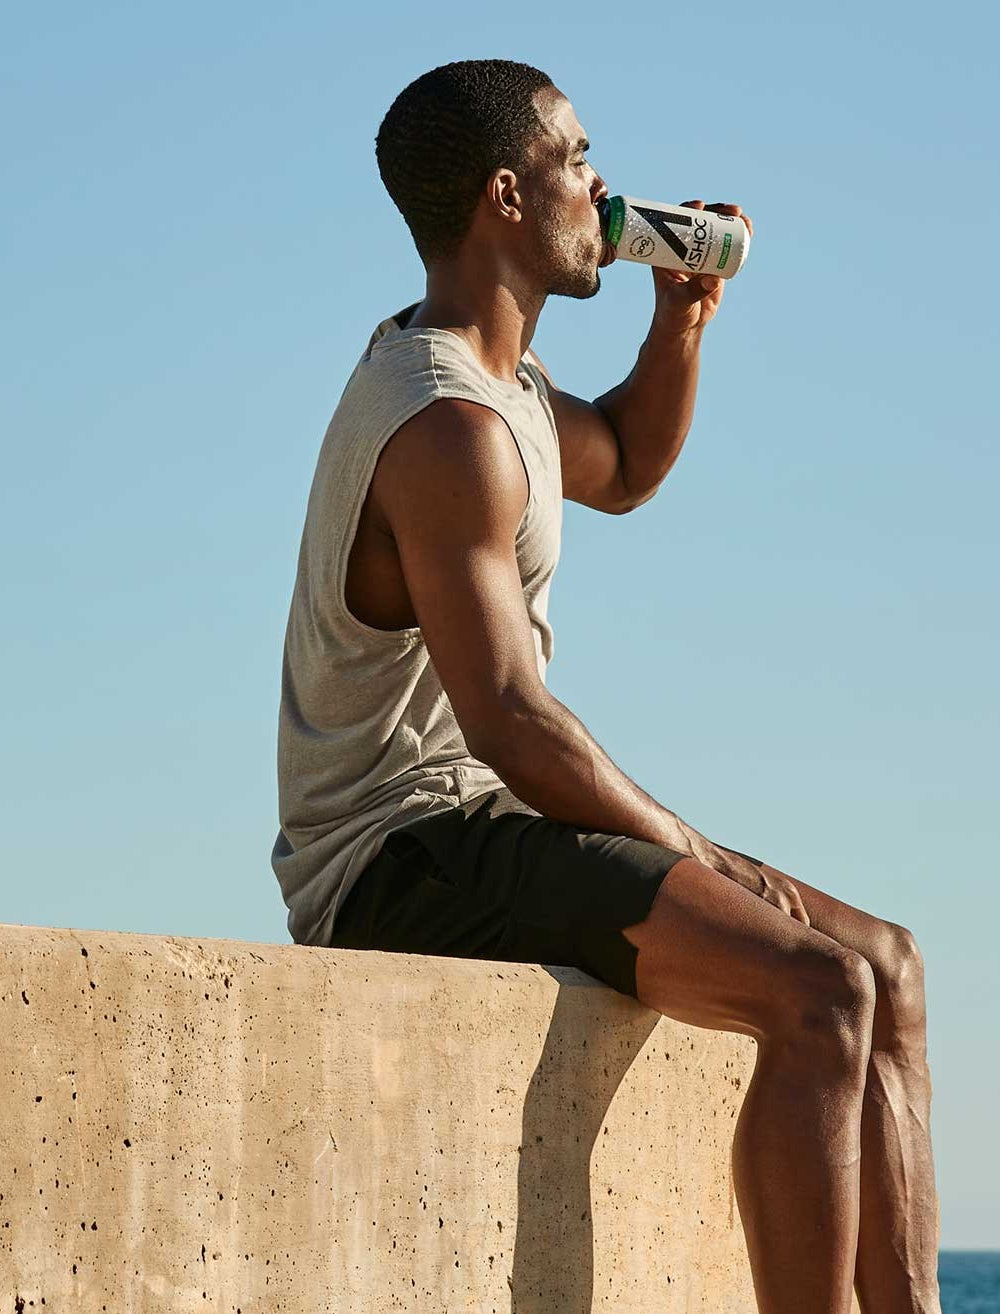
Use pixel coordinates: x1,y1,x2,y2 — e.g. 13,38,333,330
272,59,941,1314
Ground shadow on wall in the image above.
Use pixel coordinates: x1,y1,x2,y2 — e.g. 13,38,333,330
508,969,662,1310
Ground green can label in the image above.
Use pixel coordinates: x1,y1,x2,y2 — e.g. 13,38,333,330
716,232,732,270
606,195,626,249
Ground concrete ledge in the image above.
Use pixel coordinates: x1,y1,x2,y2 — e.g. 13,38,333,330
0,922,808,1311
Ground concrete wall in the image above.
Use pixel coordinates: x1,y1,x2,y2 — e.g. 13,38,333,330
0,923,858,1313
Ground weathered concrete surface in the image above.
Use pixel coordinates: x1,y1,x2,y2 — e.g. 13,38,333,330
0,922,859,1313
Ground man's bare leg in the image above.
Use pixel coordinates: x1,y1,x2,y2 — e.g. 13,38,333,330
621,856,878,1314
755,863,942,1314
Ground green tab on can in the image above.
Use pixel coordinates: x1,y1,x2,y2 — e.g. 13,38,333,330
606,196,626,249
716,232,732,270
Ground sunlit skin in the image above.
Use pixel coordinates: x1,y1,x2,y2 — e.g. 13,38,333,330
368,83,942,1314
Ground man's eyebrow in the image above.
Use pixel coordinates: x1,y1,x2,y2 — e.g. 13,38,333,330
569,136,590,154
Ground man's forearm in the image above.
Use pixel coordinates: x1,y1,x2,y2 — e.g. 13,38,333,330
593,320,705,503
470,691,717,864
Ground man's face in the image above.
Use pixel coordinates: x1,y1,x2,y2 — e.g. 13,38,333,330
520,86,610,299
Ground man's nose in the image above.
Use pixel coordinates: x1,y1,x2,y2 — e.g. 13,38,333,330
591,173,609,204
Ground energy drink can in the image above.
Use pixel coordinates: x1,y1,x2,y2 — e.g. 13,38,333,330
597,195,750,278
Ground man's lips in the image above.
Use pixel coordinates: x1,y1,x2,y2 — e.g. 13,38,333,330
598,240,617,269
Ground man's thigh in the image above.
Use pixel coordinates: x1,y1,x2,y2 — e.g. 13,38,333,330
622,839,908,1032
620,852,868,1033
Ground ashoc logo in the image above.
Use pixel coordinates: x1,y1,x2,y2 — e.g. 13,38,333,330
684,215,709,270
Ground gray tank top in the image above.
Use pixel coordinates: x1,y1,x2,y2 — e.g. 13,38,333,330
271,303,563,946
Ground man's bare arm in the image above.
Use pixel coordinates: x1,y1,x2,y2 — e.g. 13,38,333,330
527,202,753,516
527,331,704,514
375,398,761,884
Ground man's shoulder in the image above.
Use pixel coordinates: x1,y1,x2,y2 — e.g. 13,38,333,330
373,399,528,538
331,311,438,428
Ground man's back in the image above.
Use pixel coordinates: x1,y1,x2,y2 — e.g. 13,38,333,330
270,305,563,947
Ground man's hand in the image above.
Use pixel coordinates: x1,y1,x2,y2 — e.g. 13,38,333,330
690,835,811,925
651,200,753,335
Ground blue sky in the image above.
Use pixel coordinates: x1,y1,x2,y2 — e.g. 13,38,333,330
3,1,997,1249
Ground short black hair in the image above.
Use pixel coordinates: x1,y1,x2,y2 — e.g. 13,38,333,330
375,59,555,263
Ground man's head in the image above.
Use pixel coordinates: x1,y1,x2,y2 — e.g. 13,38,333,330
375,59,609,299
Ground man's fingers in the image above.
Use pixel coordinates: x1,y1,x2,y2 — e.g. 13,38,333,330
768,890,809,925
703,201,753,238
759,865,812,926
656,268,720,300
781,886,811,924
681,198,753,238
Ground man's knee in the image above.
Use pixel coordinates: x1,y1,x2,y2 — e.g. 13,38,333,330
869,921,927,1050
775,947,877,1061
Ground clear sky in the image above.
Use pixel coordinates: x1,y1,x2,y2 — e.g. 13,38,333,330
3,0,997,1250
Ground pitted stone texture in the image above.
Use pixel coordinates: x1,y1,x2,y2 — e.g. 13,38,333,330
0,922,856,1313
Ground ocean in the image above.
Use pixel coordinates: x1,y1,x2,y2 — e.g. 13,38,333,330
940,1251,1000,1313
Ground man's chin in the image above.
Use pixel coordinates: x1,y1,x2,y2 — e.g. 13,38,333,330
548,268,602,300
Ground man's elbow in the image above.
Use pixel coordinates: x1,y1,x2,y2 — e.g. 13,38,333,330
600,464,662,514
463,687,553,766
613,479,663,514
613,453,666,513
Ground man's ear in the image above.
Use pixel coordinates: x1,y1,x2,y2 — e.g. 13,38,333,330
487,168,523,226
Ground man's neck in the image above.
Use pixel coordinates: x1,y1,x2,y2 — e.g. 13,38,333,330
405,259,546,384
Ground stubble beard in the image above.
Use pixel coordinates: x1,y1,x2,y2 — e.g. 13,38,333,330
532,198,602,300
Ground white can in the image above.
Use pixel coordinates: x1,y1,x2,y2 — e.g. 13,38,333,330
598,195,750,278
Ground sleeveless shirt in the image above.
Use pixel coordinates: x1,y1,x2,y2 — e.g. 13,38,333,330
271,303,564,947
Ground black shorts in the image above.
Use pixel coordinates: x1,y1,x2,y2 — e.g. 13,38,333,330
324,786,763,1000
